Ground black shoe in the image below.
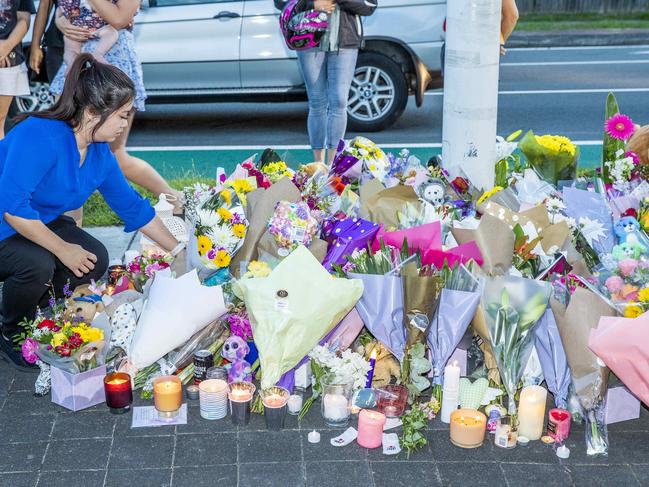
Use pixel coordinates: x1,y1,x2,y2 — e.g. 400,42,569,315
0,334,38,373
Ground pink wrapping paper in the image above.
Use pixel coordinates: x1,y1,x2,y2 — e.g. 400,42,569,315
371,222,483,268
589,313,649,407
372,222,442,253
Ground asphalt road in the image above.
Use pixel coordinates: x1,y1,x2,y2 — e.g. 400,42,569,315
128,45,649,146
125,44,649,178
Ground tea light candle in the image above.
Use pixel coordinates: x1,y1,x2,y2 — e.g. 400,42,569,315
287,394,303,415
153,376,182,419
104,372,133,414
518,385,547,440
323,393,349,422
450,409,486,449
357,409,386,448
547,408,571,442
228,386,253,403
263,393,287,408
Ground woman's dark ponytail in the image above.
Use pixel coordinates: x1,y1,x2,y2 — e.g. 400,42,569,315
15,53,135,136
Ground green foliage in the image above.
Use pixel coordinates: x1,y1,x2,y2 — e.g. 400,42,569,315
602,92,624,184
400,403,429,457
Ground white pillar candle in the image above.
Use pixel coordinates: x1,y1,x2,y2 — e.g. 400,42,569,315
440,360,461,423
517,385,547,440
323,394,349,422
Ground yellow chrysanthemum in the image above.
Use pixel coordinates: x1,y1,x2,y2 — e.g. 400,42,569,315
477,186,504,205
232,179,254,194
248,260,271,278
624,305,644,318
535,135,576,156
220,189,232,206
217,207,232,222
214,250,231,268
232,223,246,239
84,327,104,343
51,333,67,348
638,288,649,303
197,235,212,256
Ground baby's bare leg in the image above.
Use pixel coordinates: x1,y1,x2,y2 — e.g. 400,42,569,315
92,25,119,64
63,37,83,73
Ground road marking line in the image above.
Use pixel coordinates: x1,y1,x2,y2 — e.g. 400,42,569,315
509,45,649,52
128,141,603,151
424,88,649,96
502,60,649,66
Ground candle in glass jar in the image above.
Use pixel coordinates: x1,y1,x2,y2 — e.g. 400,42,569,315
263,393,288,408
104,372,133,414
287,394,303,414
517,385,547,440
450,409,486,448
323,394,349,421
357,409,386,448
153,376,182,418
228,387,253,403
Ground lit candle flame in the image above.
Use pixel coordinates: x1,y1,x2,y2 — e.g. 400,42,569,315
370,349,377,360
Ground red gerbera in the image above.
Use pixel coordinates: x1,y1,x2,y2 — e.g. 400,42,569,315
38,319,58,330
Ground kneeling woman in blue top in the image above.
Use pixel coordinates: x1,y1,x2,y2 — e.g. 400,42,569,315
0,53,180,369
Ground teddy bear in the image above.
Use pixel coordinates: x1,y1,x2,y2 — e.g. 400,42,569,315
416,178,446,208
357,342,401,389
626,124,649,166
221,336,252,384
614,215,644,245
612,241,646,261
64,284,105,322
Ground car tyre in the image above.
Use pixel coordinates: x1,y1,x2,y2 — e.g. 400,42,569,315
6,78,56,131
347,52,408,133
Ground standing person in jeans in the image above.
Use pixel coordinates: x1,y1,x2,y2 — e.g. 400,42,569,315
0,0,33,138
276,0,377,164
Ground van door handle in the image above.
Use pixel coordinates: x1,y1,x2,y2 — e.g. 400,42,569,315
214,11,240,19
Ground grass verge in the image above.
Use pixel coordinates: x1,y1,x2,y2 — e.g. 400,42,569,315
517,12,649,31
83,176,211,227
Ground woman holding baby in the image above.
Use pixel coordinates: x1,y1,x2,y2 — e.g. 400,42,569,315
30,0,183,220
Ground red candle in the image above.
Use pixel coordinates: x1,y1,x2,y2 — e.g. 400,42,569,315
547,408,571,442
104,372,133,414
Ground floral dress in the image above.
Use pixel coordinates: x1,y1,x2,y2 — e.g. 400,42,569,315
50,29,147,111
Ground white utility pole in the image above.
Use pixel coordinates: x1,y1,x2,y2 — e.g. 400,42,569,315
442,0,502,192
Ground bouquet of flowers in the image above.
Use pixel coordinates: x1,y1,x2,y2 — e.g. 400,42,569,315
299,344,370,419
19,286,111,374
267,201,319,253
185,185,248,276
331,136,390,181
126,253,172,291
519,130,580,185
261,160,294,185
482,276,551,416
599,258,649,317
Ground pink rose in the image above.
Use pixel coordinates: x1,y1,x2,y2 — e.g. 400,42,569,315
21,338,39,364
605,275,624,294
618,259,639,277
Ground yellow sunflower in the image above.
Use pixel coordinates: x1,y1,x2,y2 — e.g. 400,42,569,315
624,305,643,318
232,179,253,194
232,223,246,239
197,235,212,256
220,189,232,206
214,250,231,268
217,207,233,222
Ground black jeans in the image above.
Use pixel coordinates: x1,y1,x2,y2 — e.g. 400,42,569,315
0,216,109,339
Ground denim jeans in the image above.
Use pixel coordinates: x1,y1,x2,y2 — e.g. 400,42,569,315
297,48,359,150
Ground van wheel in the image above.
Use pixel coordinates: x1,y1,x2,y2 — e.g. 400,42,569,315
347,52,408,133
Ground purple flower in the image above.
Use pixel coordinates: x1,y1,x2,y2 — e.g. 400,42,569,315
48,297,56,309
228,313,253,341
63,282,72,298
207,248,217,260
22,338,39,364
145,262,163,278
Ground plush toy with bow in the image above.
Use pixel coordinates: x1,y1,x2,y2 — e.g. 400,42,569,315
221,336,252,383
64,284,105,321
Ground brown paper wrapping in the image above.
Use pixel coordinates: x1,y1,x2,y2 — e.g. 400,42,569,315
452,214,515,276
257,232,328,263
230,177,301,278
551,288,617,410
478,202,571,254
402,263,441,349
363,185,420,230
358,178,386,220
470,304,502,384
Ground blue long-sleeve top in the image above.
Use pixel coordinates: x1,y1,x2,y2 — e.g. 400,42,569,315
0,117,155,242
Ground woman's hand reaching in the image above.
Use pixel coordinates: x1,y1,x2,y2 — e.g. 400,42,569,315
57,242,97,278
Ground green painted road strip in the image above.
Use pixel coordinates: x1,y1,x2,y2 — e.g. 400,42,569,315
129,143,603,180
